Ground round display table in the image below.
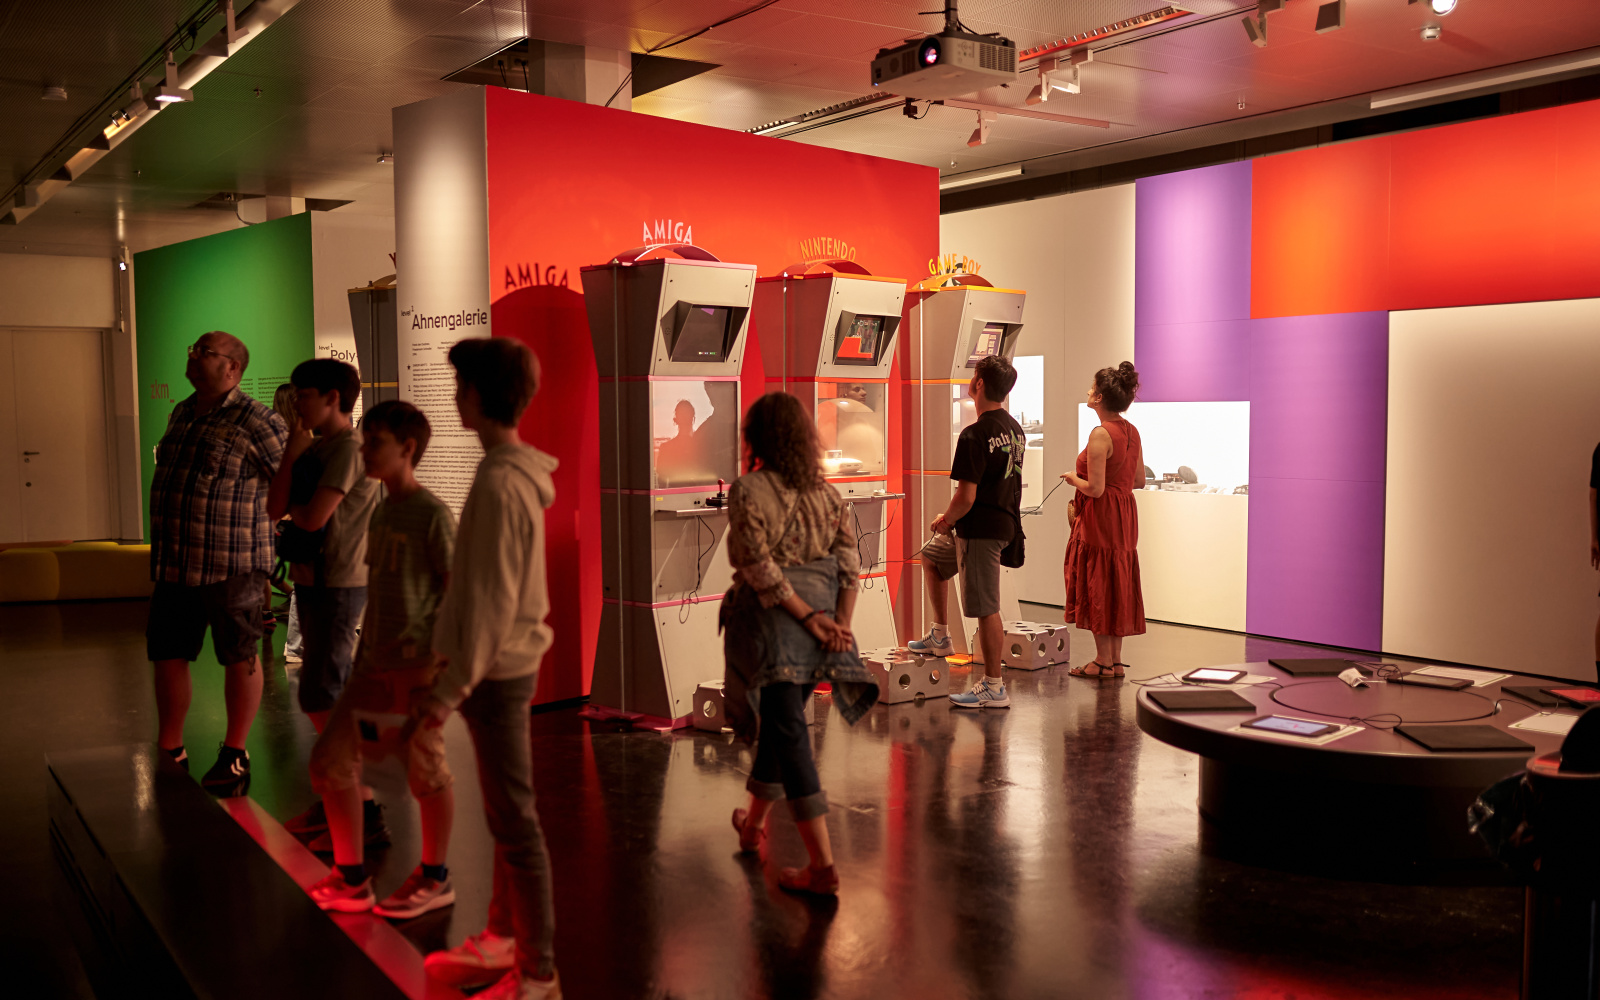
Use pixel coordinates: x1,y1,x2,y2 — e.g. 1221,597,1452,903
1135,662,1574,878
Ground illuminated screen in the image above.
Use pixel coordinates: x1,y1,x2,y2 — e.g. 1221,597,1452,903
652,381,739,489
1246,716,1333,737
834,314,887,366
671,305,733,363
965,322,1005,367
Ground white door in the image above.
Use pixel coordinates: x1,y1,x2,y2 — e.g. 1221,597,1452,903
0,329,113,542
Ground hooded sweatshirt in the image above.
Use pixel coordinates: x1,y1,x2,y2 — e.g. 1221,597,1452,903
430,441,559,708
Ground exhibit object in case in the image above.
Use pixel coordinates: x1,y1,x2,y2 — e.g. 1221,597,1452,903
903,269,1025,652
581,244,754,729
753,259,907,651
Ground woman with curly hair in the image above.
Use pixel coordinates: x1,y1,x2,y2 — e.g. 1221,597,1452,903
1060,362,1146,676
721,391,879,896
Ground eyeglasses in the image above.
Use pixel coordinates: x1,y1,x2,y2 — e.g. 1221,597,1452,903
188,343,239,364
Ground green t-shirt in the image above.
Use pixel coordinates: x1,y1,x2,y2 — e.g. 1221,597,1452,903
360,487,456,669
293,426,381,588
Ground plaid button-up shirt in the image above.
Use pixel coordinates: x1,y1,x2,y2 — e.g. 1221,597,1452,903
149,388,288,586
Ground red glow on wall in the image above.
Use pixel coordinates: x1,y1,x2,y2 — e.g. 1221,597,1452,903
483,88,937,702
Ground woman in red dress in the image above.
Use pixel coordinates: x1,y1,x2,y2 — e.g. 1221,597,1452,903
1060,362,1146,676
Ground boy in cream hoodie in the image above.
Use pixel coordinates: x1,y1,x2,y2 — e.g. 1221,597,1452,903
411,337,561,1000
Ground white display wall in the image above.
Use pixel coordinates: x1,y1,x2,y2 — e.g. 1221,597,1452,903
1384,298,1600,681
939,184,1136,609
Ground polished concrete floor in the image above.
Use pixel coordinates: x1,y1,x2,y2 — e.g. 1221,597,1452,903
6,599,1523,999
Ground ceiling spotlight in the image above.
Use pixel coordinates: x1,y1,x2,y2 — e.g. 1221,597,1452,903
377,153,394,164
41,85,67,101
1315,0,1344,34
967,110,996,148
1242,0,1283,47
1427,0,1457,14
1421,24,1442,40
145,52,193,108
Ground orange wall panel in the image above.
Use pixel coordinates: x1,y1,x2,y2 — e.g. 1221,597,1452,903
1252,136,1393,318
1253,98,1600,317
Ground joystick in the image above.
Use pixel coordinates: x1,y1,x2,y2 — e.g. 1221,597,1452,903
706,478,727,509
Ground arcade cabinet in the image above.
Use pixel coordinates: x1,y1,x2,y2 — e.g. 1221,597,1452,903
752,260,906,651
581,245,754,728
903,270,1026,656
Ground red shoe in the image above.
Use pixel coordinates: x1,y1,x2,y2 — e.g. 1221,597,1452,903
731,808,765,853
778,864,839,896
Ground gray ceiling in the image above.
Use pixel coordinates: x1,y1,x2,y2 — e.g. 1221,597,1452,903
3,0,1599,258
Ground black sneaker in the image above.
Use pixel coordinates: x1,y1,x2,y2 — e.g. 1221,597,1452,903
307,802,391,854
284,800,329,835
201,744,250,797
165,746,189,773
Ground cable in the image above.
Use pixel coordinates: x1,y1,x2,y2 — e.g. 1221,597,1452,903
852,497,900,589
679,513,716,624
1266,680,1507,730
605,0,785,107
1020,478,1065,517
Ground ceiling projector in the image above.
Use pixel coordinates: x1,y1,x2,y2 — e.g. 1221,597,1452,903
871,30,1017,99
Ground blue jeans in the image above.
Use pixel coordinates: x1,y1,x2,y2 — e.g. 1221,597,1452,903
295,585,366,714
284,590,303,657
460,674,556,978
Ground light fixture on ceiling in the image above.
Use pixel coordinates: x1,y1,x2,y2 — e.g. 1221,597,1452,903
1315,0,1345,33
145,52,194,107
967,110,997,148
940,164,1023,191
1416,0,1457,14
377,153,394,164
41,85,67,101
1421,24,1442,40
1026,50,1091,106
1242,0,1284,47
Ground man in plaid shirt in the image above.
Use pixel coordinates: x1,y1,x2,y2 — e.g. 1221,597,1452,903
147,331,288,796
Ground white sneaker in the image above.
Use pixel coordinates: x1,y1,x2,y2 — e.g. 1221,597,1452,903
477,970,562,1000
424,930,516,987
950,679,1010,709
907,628,952,656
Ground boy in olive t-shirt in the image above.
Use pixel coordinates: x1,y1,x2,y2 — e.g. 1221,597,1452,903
307,400,459,916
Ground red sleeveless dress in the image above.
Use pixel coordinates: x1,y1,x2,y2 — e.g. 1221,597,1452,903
1063,419,1146,637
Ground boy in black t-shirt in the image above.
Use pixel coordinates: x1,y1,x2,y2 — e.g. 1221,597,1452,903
908,355,1025,709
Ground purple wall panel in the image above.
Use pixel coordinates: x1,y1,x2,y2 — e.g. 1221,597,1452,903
1249,312,1389,483
1246,478,1386,650
1134,160,1390,651
1135,162,1253,327
1246,311,1389,650
1135,319,1253,401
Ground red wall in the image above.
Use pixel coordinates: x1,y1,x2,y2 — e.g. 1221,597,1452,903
1253,98,1600,318
483,88,939,704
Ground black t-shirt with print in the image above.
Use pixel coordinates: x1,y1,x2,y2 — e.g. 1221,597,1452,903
951,408,1026,541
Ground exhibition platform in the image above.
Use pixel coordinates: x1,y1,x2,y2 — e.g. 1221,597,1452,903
12,598,1531,999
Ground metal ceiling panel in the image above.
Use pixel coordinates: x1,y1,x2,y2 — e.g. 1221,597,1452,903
6,0,1600,258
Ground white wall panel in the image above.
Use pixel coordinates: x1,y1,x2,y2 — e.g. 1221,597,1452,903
1385,299,1600,680
939,184,1136,608
0,253,114,328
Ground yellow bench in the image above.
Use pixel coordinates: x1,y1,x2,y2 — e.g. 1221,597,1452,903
0,542,155,603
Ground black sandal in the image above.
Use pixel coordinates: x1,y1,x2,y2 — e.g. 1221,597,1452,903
1068,660,1116,677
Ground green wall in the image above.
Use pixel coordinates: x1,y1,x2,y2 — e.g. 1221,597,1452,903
134,213,315,542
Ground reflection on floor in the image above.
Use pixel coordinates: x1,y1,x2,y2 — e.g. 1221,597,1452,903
7,599,1521,999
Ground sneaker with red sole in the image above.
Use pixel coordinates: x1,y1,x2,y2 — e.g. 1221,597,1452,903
424,929,515,987
374,867,455,920
308,870,375,912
